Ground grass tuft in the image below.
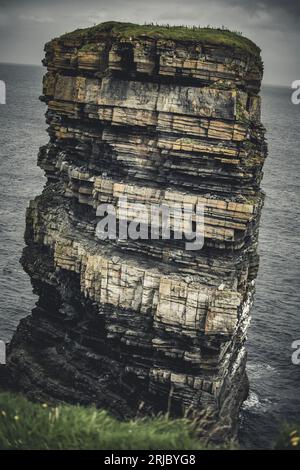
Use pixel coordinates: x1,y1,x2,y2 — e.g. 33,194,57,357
0,392,216,450
274,424,300,450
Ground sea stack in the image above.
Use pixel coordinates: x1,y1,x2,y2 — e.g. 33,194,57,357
7,22,267,442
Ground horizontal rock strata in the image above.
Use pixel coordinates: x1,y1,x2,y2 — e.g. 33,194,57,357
6,22,267,442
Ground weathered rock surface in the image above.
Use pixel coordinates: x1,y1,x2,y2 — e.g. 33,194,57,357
4,22,267,442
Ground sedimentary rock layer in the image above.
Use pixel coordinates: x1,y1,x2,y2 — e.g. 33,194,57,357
6,22,267,442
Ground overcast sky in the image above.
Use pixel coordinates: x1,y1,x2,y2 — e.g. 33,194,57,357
0,0,299,85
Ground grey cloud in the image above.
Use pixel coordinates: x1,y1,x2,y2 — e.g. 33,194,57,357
226,0,300,17
19,14,54,23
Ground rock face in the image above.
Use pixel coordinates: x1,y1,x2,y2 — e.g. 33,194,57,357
6,22,267,441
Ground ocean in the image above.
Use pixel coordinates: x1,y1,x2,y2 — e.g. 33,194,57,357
0,63,299,448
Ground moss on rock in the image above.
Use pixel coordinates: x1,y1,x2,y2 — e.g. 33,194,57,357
57,21,261,59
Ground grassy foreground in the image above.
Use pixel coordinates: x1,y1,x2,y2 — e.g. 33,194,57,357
0,392,298,450
0,392,213,450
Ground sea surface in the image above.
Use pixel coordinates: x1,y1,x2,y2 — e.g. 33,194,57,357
0,64,299,448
